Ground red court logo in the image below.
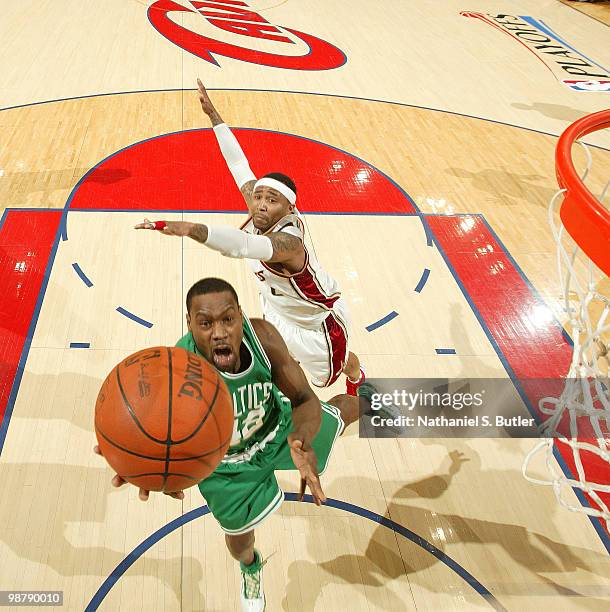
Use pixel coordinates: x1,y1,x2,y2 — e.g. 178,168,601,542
148,0,346,71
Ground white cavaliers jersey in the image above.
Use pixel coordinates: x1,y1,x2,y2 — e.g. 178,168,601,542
241,212,342,329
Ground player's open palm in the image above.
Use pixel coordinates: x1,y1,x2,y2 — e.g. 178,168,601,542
287,434,326,506
94,445,184,501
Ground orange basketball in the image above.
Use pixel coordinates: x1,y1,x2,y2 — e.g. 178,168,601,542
94,346,234,493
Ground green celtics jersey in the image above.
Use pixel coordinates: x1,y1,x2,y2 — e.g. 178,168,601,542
175,315,292,459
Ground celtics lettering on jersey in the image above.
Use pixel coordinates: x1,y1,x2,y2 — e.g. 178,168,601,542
230,380,274,446
175,315,292,455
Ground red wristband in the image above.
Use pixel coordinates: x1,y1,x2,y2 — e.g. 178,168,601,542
153,221,167,231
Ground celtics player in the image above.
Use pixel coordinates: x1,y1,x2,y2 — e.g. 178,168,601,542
96,277,365,611
134,78,366,397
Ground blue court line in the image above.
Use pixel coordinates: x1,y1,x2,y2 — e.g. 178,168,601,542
72,208,247,214
84,505,211,612
1,88,608,153
430,215,610,553
84,494,505,612
366,311,399,332
3,208,600,552
67,208,419,217
414,268,431,293
477,218,610,548
423,212,492,217
282,210,418,216
71,263,93,287
58,125,421,216
1,109,605,548
479,216,574,346
60,216,68,241
0,213,63,457
421,216,434,246
116,307,153,329
562,327,574,347
54,125,424,258
11,208,466,218
0,207,61,212
69,342,90,349
435,348,456,355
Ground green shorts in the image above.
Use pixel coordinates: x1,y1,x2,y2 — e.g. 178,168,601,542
198,402,344,534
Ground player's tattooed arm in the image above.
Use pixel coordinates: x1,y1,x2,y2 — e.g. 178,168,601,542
240,179,257,212
188,223,209,243
267,231,306,267
135,220,303,265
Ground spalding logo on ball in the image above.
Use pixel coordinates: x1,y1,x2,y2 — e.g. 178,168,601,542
95,346,234,493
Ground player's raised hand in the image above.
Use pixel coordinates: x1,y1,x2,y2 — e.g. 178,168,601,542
94,445,184,501
197,78,215,115
287,434,326,506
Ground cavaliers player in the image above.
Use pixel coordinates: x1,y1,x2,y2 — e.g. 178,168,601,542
135,79,366,396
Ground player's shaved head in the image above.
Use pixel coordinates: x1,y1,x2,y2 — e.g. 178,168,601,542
186,277,239,313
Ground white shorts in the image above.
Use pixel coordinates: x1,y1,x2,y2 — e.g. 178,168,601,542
264,298,351,388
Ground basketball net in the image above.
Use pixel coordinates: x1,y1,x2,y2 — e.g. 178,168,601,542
522,123,610,530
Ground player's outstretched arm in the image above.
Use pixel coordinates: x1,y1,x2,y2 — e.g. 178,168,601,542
197,78,257,210
135,219,305,267
250,318,326,505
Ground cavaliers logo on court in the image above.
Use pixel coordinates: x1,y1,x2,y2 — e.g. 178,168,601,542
462,12,610,92
148,0,347,70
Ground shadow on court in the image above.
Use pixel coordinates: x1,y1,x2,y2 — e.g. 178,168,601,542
0,364,201,608
281,450,610,611
0,166,131,209
447,166,556,207
511,102,589,123
0,461,203,608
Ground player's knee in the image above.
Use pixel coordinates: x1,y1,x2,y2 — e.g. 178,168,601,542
342,351,360,379
345,351,359,370
329,395,360,429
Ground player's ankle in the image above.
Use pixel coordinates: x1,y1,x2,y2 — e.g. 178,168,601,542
240,549,262,572
346,367,365,384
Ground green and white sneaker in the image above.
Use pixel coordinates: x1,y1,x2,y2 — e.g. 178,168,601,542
240,549,266,611
359,381,405,433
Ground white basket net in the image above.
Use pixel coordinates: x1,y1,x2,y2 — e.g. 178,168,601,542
522,138,610,529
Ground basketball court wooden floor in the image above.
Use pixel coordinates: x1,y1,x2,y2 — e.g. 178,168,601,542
1,1,610,610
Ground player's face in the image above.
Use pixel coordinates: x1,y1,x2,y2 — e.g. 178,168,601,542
252,186,292,231
187,291,243,373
